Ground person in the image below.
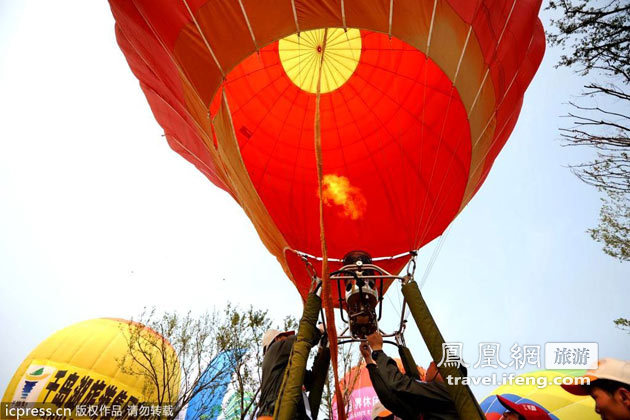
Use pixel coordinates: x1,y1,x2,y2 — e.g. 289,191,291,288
561,358,630,420
372,400,400,420
360,331,459,420
257,288,328,420
495,395,552,420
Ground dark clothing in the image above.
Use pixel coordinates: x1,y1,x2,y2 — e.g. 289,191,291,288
258,333,324,419
367,350,460,420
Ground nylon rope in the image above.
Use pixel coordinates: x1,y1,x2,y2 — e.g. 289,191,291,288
415,0,527,250
334,28,410,246
409,0,439,252
412,27,538,308
181,0,225,77
313,28,346,420
388,0,394,38
388,23,414,248
411,3,480,249
237,0,258,50
291,0,300,35
418,225,452,289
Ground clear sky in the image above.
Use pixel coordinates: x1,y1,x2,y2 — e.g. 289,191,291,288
1,0,628,400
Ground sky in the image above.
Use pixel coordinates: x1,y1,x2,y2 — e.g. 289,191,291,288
1,0,629,402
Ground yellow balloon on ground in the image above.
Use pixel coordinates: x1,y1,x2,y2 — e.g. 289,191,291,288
481,370,598,419
2,318,179,416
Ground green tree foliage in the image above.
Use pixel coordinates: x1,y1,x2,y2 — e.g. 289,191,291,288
216,303,272,420
614,317,630,333
590,190,630,261
547,0,630,261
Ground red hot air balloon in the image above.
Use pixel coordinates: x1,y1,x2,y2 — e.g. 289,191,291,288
108,0,545,305
109,2,545,418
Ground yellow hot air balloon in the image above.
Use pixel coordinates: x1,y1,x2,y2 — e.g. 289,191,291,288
2,318,179,418
480,370,598,419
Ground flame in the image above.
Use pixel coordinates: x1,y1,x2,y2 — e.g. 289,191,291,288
322,174,367,220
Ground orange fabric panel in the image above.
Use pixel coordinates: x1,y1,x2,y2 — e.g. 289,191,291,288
429,2,475,79
241,0,296,48
173,24,223,106
294,0,344,31
194,0,256,75
390,0,433,50
343,0,390,33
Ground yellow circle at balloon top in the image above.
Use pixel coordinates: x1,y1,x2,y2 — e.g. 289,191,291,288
279,28,362,94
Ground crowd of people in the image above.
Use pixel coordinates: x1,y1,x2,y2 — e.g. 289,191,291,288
256,303,630,420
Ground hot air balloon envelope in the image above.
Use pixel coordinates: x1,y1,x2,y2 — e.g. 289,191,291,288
109,0,545,303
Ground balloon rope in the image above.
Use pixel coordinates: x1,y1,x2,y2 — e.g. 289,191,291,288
314,28,346,420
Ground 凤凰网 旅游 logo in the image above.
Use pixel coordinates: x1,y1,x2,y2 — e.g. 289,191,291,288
20,367,51,399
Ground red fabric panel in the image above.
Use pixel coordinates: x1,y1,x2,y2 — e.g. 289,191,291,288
131,0,191,50
446,0,480,24
112,2,228,193
112,1,186,109
446,0,545,198
479,20,546,189
219,31,471,263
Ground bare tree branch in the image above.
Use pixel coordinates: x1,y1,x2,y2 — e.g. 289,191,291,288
547,0,630,262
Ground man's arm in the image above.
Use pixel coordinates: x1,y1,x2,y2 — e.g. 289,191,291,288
367,333,453,408
361,342,416,419
373,351,455,412
366,361,417,419
366,331,424,394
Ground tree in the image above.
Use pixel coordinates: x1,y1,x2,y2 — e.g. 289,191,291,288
321,343,361,419
614,317,630,334
590,190,630,261
215,303,273,420
547,0,630,261
118,304,292,420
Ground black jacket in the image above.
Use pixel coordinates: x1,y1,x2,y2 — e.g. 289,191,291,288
366,350,460,420
257,333,326,418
